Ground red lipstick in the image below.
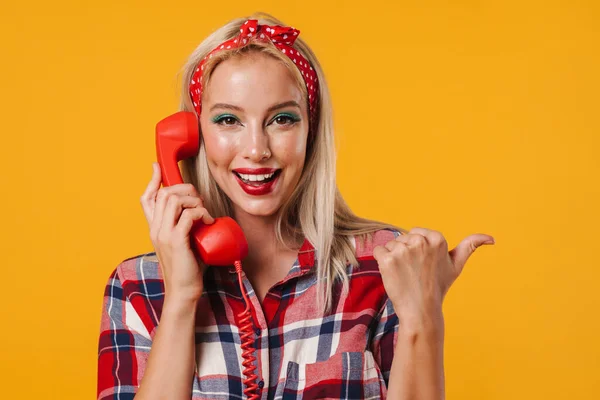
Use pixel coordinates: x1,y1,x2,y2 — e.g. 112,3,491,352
233,168,279,174
232,169,281,196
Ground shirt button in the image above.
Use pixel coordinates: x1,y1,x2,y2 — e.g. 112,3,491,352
255,328,261,336
258,380,264,389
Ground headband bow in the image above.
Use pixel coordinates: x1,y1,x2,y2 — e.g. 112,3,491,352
189,19,319,123
238,19,299,46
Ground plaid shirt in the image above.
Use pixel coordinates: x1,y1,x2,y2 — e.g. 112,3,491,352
98,228,401,400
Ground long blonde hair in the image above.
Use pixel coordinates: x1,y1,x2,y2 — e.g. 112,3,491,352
177,12,406,311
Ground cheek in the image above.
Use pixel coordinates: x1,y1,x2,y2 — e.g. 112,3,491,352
274,134,308,166
202,130,240,167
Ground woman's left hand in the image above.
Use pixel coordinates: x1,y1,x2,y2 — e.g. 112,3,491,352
373,228,495,327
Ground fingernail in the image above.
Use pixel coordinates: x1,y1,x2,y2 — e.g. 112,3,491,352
483,238,495,245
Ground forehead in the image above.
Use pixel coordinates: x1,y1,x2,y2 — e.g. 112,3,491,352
203,54,305,108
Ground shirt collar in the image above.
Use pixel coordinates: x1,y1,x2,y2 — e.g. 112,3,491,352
298,237,315,272
225,237,315,274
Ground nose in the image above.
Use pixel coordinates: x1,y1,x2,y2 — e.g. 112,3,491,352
241,122,272,162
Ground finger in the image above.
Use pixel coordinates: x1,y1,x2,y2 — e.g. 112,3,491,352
162,195,203,228
408,227,444,243
372,244,390,261
176,206,215,236
152,183,200,236
384,238,407,251
156,183,200,200
449,234,495,272
408,227,432,236
395,232,428,248
410,228,453,254
140,162,162,222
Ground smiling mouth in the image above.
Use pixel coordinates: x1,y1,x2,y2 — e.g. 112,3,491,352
233,169,282,186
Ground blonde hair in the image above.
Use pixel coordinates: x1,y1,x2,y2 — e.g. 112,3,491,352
177,12,406,312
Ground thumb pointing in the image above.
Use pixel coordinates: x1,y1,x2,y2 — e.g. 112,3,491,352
449,234,495,273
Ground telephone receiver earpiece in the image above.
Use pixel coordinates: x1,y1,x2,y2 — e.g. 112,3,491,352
156,111,249,266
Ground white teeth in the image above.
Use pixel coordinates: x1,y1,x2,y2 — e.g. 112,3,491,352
238,172,275,182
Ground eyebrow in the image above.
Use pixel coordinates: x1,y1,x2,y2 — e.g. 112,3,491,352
209,100,301,113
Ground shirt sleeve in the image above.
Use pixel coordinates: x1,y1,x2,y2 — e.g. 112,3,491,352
97,266,153,400
369,296,399,386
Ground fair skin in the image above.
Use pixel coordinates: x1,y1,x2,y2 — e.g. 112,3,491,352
199,54,309,299
136,52,495,400
373,228,495,400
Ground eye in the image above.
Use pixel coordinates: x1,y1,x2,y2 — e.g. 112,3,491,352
212,114,240,126
271,113,300,126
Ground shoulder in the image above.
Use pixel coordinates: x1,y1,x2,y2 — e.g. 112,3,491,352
107,252,163,296
352,228,402,262
101,252,163,339
341,229,402,315
342,227,403,278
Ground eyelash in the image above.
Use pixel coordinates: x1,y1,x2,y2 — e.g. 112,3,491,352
212,114,239,126
211,113,300,127
272,113,300,125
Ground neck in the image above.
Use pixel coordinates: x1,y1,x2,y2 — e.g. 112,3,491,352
232,207,302,271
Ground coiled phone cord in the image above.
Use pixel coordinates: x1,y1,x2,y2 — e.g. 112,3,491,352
234,260,259,399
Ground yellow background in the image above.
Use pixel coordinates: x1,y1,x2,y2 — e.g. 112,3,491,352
1,0,598,398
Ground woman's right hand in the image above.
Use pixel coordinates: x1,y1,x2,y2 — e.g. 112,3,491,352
140,162,215,304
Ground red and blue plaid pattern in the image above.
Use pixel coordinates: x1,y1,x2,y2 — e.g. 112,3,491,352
98,229,401,399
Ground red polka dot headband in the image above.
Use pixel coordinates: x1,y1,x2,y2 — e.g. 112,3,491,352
189,19,319,122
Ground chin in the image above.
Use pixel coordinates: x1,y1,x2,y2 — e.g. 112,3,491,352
235,199,282,217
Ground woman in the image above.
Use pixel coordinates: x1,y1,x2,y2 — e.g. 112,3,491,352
97,12,494,400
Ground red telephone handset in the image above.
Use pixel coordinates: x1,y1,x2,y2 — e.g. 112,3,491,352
156,111,249,265
156,111,258,399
